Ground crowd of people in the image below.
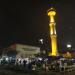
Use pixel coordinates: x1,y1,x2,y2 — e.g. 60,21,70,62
15,57,51,71
0,56,75,72
0,57,61,71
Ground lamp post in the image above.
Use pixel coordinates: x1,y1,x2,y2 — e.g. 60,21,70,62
66,43,72,58
39,38,43,51
39,38,46,55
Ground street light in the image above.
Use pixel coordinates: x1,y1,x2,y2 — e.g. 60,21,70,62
39,38,45,54
39,39,43,44
67,44,72,48
66,43,72,50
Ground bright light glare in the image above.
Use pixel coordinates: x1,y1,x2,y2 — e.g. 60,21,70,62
67,44,71,48
38,58,42,61
39,39,43,44
6,57,9,61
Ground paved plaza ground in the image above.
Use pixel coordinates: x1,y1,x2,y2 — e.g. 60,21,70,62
0,66,75,75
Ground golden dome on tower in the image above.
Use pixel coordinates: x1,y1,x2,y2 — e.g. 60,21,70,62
47,7,56,16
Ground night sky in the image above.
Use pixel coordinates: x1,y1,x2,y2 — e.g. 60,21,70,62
0,0,75,51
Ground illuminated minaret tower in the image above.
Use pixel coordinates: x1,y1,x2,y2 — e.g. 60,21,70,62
47,7,58,56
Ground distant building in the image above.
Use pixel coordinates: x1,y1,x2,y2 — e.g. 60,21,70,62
2,44,40,58
59,50,75,58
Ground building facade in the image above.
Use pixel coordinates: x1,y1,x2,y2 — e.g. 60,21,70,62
2,44,40,58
